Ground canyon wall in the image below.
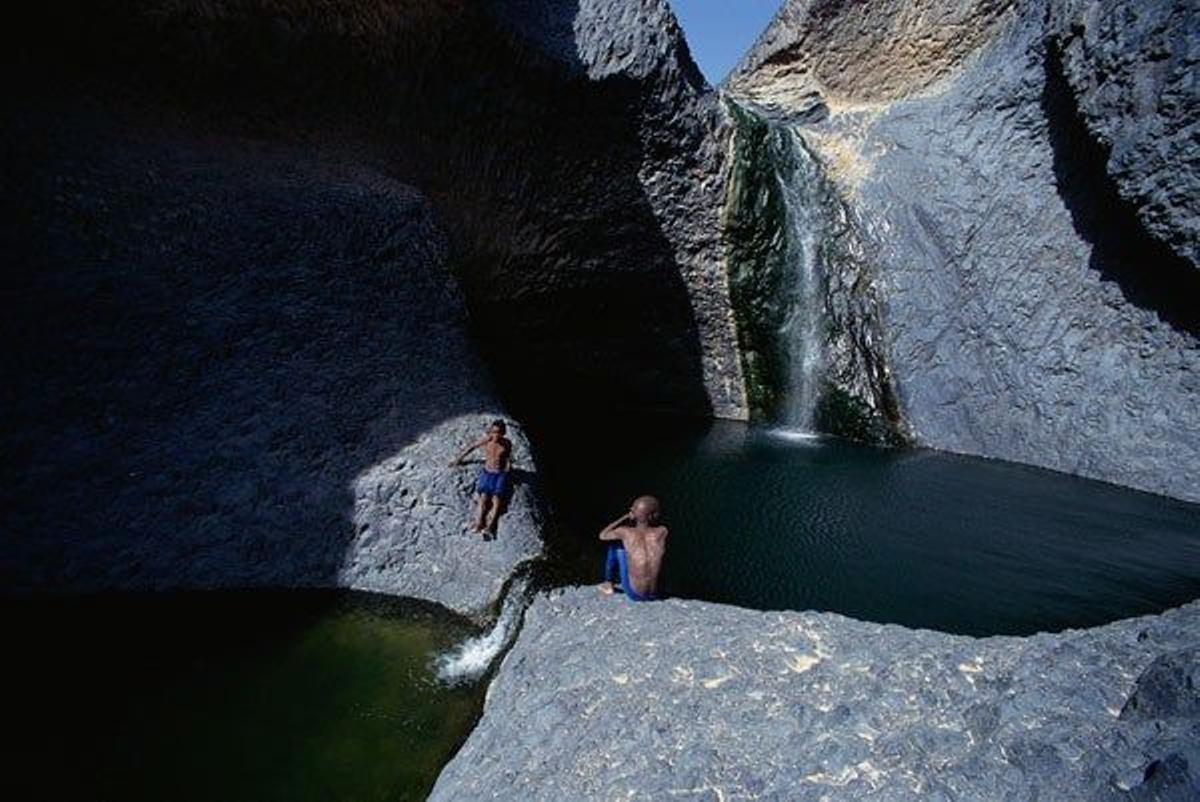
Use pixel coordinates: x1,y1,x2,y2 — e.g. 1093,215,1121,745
0,112,542,613
726,0,1200,501
2,0,758,608
1,0,753,607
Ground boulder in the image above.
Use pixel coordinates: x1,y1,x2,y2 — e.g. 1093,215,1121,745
0,116,539,615
432,587,1200,800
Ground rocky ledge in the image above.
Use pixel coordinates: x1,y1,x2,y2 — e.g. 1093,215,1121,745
0,115,540,616
432,588,1200,800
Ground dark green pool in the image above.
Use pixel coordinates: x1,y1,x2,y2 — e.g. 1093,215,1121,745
6,592,484,802
531,416,1200,636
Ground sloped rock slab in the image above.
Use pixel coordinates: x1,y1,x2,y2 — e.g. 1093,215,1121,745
432,588,1200,800
341,414,543,617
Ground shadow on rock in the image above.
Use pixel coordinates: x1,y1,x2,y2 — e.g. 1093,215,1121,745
1042,43,1200,338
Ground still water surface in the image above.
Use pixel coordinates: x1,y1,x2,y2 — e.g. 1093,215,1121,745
9,418,1200,800
8,592,483,801
532,417,1200,636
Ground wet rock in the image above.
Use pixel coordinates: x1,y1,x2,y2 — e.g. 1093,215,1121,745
431,588,1200,800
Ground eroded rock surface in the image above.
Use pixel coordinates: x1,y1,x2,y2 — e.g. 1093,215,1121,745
2,0,748,607
0,115,539,614
432,587,1200,801
727,0,1200,500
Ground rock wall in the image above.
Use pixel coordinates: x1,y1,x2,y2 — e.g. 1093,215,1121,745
0,109,540,614
432,587,1200,800
1,0,750,607
726,0,1200,501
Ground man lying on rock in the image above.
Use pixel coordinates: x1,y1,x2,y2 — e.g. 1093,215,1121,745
599,496,668,601
450,419,513,537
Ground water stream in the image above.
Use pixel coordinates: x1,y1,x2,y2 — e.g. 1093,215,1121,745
775,125,828,433
436,575,531,687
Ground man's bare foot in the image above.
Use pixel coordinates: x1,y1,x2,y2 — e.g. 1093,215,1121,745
599,582,615,596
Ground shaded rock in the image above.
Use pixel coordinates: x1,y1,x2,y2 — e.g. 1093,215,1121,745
0,115,540,614
1,0,749,607
726,0,1200,501
1056,0,1200,266
1121,647,1200,721
431,587,1200,800
4,0,747,425
1131,754,1198,802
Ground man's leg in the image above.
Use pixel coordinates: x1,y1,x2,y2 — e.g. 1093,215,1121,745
600,543,622,595
484,494,501,533
474,494,489,531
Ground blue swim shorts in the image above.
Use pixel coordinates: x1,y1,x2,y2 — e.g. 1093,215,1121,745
476,469,511,497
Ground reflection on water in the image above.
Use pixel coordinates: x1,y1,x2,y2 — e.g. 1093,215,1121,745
6,592,485,802
531,415,1200,635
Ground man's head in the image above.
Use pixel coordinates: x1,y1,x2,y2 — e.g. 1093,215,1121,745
630,495,661,526
488,419,507,439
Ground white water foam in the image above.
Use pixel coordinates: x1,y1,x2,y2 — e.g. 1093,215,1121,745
764,427,826,445
435,576,531,687
774,126,827,434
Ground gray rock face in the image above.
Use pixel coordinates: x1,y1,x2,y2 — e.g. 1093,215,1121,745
727,0,1200,501
1056,0,1200,266
6,0,748,424
431,587,1200,801
2,0,753,607
0,111,540,615
343,416,542,614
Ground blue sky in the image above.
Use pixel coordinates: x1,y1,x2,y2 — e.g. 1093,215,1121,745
670,0,783,85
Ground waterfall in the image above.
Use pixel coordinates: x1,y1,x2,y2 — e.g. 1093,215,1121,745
435,575,531,686
774,126,827,432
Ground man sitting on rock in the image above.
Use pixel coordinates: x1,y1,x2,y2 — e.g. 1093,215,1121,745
450,419,513,537
599,496,668,601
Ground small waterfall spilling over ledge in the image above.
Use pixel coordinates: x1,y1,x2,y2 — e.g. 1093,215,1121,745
435,575,532,687
721,97,909,445
775,126,829,433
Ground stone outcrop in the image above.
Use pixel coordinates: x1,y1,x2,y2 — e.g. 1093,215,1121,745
1,0,745,422
0,111,540,614
432,587,1200,800
1055,0,1200,267
726,0,1200,500
1,0,748,608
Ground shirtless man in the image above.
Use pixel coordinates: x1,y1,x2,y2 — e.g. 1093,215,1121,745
450,419,513,535
598,495,668,601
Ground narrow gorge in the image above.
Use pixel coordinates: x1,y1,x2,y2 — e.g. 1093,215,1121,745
2,0,1197,800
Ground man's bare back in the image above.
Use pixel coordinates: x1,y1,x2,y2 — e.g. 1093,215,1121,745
600,495,668,600
607,524,667,597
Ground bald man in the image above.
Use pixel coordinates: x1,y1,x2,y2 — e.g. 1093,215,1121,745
598,495,669,601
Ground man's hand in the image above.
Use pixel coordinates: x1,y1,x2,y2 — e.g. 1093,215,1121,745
599,512,631,540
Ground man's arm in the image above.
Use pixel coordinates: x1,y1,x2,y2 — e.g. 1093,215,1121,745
449,438,486,467
598,513,631,541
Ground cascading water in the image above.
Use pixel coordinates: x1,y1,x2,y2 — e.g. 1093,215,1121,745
435,575,531,686
773,126,828,433
726,97,905,443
